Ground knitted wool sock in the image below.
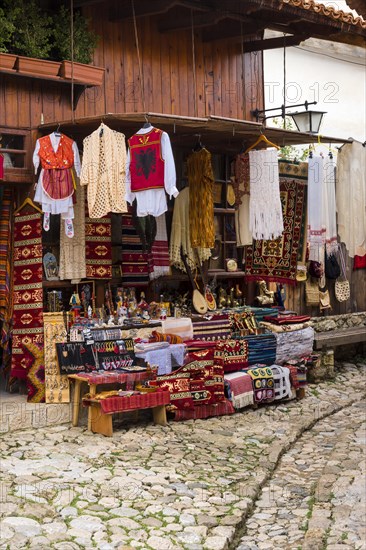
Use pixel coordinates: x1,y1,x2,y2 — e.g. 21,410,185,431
65,219,74,238
43,212,50,231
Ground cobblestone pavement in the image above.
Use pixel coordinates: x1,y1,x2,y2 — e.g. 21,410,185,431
0,359,365,550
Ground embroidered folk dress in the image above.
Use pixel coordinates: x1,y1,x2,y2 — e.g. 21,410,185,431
125,126,178,217
33,132,81,219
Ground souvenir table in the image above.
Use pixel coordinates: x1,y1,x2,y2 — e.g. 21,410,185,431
68,369,151,429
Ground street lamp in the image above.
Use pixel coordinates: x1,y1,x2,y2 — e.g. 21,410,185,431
251,100,326,134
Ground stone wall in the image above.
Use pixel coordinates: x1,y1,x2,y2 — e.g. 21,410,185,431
310,311,366,332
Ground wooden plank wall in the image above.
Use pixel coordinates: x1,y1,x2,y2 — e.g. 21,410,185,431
0,5,262,127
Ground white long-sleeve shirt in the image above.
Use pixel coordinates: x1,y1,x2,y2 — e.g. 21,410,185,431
125,126,178,217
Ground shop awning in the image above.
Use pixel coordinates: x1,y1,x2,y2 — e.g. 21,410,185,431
38,112,350,153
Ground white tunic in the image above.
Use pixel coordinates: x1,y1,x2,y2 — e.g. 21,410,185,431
125,126,179,217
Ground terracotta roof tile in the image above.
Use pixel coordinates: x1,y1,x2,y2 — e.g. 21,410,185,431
282,0,366,28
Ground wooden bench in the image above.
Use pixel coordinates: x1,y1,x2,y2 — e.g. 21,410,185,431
83,390,171,436
314,326,366,350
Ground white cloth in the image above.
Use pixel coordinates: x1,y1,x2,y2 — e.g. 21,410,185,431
135,343,185,376
324,156,338,256
307,155,325,262
336,141,366,258
59,178,86,282
249,148,283,240
80,123,127,218
161,317,193,341
33,132,80,218
125,126,178,217
270,365,292,400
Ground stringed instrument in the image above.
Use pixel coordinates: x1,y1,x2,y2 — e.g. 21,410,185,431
193,249,217,310
180,247,208,314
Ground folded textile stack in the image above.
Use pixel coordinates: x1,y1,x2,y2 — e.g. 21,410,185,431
274,327,315,365
224,371,254,409
192,314,231,341
231,333,276,366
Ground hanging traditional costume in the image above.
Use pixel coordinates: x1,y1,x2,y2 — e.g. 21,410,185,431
187,147,215,249
169,186,211,272
80,122,127,219
125,125,178,217
233,152,251,246
33,132,81,237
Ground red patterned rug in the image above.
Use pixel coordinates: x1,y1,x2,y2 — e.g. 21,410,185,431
11,201,45,402
121,208,149,287
244,161,307,285
0,187,14,322
85,201,112,279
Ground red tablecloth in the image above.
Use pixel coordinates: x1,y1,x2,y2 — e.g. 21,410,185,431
73,370,151,390
84,390,170,414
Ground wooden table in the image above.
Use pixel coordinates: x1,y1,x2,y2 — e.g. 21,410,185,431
68,370,151,429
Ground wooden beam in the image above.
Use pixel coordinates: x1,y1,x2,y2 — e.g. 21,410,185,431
202,23,263,43
109,0,210,21
241,34,310,52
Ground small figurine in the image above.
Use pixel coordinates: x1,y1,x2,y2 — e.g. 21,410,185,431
107,315,115,326
256,280,274,305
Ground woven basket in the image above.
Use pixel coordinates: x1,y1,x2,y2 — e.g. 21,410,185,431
305,278,319,306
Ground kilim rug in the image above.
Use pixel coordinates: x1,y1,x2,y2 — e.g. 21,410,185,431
11,200,45,402
214,339,249,373
0,187,14,323
121,208,149,287
246,365,275,403
172,398,234,421
85,200,112,279
244,161,307,285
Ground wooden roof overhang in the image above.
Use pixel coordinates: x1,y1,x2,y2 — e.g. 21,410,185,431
74,0,366,49
38,112,351,153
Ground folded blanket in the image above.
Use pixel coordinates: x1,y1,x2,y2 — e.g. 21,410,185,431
259,321,311,333
161,318,193,341
264,315,311,325
224,372,254,409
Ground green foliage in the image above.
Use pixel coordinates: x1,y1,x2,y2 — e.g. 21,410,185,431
6,0,53,59
272,117,309,161
2,0,99,63
0,6,16,53
52,5,99,65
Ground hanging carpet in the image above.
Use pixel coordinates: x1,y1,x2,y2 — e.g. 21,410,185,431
85,202,112,279
11,201,45,402
0,187,14,322
244,160,307,285
121,207,149,287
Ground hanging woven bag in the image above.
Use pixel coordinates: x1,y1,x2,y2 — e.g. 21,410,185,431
335,246,350,302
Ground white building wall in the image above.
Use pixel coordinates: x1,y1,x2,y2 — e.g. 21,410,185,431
263,2,365,144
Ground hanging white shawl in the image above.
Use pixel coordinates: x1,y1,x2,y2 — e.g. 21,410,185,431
324,155,338,256
80,123,127,218
308,155,325,262
249,148,283,241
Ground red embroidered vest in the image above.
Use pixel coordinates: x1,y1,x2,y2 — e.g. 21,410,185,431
38,134,74,170
128,128,165,192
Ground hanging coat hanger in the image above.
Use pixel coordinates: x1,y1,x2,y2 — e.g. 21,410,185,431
193,134,204,152
244,132,280,154
142,114,152,129
54,123,61,137
14,197,42,214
